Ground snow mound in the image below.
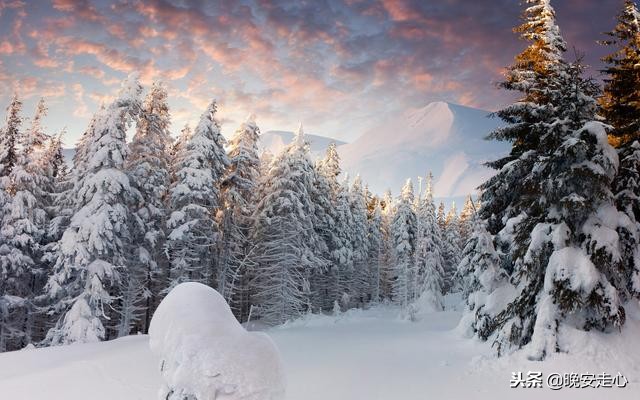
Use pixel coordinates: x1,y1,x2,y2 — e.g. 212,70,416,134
149,282,286,400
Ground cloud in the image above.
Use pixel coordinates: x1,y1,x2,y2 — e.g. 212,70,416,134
0,0,618,149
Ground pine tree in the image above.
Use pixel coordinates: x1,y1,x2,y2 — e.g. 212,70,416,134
601,0,640,299
219,115,261,321
391,179,417,308
484,57,630,359
335,177,355,308
308,143,341,312
366,196,384,303
379,190,395,300
436,201,446,231
44,74,143,345
124,81,173,334
251,125,326,324
600,0,640,147
482,0,567,235
458,195,475,247
0,98,50,350
349,175,370,307
413,173,444,311
166,101,229,290
457,215,507,339
441,203,462,293
0,93,22,178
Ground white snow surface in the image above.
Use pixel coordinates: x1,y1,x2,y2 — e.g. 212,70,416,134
148,282,285,400
1,294,639,399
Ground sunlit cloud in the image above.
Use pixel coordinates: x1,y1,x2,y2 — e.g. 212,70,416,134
0,0,618,145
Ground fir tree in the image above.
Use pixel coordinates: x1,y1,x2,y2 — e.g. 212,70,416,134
0,98,50,350
458,195,475,247
166,101,229,290
601,0,640,299
457,215,507,340
366,196,384,303
391,179,417,308
124,81,173,334
600,0,640,147
219,115,261,321
349,175,370,307
251,126,326,324
413,173,445,311
486,59,630,359
441,203,462,293
379,190,395,300
308,143,341,312
0,93,22,178
44,74,143,345
436,201,446,231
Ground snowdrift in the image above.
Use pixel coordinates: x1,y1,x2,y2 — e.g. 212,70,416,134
149,282,286,400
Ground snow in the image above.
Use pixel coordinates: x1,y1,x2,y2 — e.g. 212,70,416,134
1,296,639,399
149,282,285,400
338,101,508,198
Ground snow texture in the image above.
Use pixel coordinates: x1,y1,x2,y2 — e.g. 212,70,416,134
148,282,286,400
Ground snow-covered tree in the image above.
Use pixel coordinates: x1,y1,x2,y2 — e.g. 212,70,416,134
44,74,143,345
366,195,384,303
441,203,462,293
219,115,261,321
600,0,640,148
413,173,444,311
349,175,370,307
0,93,22,178
166,101,229,290
379,190,395,300
0,98,50,350
482,0,567,235
458,195,475,247
251,125,326,324
391,179,417,308
308,144,340,312
457,216,508,340
601,0,640,300
125,81,173,334
485,57,632,359
436,201,446,231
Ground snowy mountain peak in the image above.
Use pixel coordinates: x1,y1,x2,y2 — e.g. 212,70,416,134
338,101,509,199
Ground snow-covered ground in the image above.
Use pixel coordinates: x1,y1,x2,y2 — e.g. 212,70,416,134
0,296,638,399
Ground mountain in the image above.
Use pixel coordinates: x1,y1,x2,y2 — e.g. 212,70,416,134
60,103,507,203
259,130,346,159
337,101,509,200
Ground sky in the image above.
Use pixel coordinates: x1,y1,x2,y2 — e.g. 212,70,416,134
0,0,622,146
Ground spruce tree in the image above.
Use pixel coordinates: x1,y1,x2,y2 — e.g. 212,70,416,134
0,94,22,178
441,203,462,293
391,179,417,308
601,0,640,299
484,57,630,359
309,144,341,312
335,178,355,308
251,126,326,324
349,175,370,307
366,196,384,303
413,173,445,311
166,101,229,290
458,195,475,247
457,215,507,340
0,98,50,350
124,81,173,334
600,0,640,147
44,74,143,345
379,190,395,300
219,115,261,320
